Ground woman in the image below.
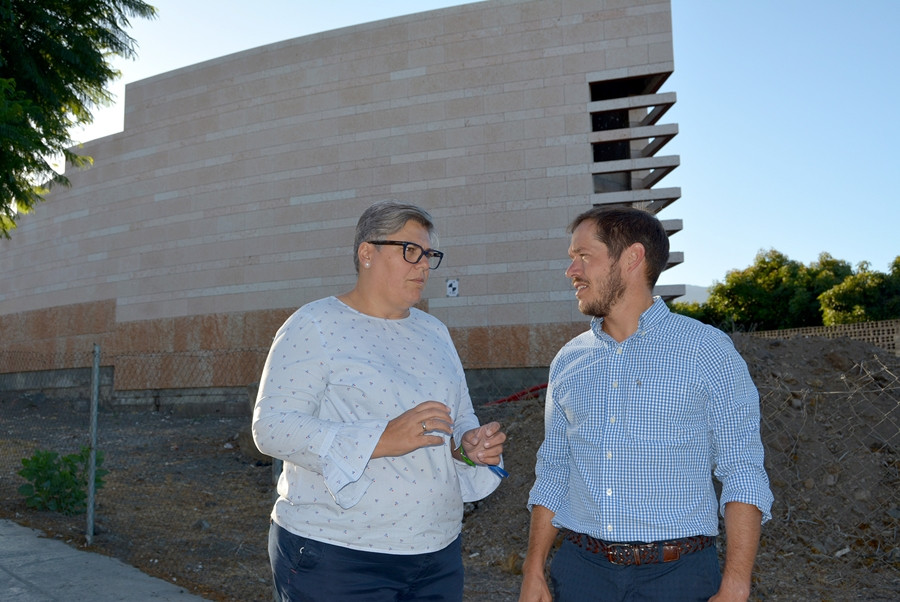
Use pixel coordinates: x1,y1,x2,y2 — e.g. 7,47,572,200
253,200,506,602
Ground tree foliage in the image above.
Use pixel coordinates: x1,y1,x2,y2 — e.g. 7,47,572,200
819,257,900,325
0,0,156,237
669,250,900,331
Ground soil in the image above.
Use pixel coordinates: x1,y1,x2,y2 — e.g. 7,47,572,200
1,334,898,601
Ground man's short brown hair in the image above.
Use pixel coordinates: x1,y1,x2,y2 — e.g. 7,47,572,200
569,206,670,287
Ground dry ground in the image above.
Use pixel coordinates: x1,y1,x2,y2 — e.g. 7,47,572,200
1,334,898,601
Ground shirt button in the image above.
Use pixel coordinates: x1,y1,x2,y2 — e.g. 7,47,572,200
612,381,618,388
610,416,616,424
616,347,623,355
606,451,612,459
606,488,612,496
607,525,613,532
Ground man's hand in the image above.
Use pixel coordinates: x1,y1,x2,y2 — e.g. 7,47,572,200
708,574,751,602
518,570,553,602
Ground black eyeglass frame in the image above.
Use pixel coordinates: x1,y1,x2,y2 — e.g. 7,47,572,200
367,240,444,269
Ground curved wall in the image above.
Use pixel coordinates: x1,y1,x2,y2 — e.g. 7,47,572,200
0,0,675,375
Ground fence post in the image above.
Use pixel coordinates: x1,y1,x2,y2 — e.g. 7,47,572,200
86,343,100,545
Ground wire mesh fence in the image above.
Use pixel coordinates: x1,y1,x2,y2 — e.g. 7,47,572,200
751,353,899,596
0,338,898,598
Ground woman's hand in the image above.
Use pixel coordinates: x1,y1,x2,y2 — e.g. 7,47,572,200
460,422,506,465
372,401,453,458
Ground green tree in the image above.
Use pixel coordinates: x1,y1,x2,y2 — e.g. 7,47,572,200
669,251,898,331
795,252,853,324
702,249,837,331
819,257,900,325
667,299,721,325
0,0,156,237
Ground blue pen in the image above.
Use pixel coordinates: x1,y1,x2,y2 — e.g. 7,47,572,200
488,464,510,479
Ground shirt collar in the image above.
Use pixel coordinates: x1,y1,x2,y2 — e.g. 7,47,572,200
589,296,668,341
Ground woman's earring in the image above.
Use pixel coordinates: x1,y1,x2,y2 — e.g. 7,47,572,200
364,262,371,268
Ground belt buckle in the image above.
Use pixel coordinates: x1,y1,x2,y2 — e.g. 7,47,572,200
661,543,681,562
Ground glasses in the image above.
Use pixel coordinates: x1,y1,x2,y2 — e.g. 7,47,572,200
368,240,444,269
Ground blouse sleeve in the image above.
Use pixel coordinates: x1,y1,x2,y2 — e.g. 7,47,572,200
251,309,387,509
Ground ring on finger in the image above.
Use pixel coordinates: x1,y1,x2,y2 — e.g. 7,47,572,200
421,421,427,433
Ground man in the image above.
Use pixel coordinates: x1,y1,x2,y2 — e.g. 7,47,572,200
520,206,773,602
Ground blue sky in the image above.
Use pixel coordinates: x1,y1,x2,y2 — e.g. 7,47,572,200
73,0,899,288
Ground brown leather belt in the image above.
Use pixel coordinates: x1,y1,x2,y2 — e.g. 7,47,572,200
565,531,715,566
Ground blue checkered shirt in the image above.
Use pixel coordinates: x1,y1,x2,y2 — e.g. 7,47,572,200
528,298,773,543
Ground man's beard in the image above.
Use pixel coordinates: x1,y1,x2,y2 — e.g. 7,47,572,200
579,267,626,318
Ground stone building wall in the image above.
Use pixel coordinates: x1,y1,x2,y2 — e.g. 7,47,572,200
0,0,677,401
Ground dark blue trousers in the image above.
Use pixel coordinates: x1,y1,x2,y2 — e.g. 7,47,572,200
268,521,464,602
550,537,722,601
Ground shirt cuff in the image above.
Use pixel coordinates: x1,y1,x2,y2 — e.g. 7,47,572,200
321,419,387,509
456,457,503,502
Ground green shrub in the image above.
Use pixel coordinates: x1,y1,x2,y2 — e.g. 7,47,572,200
17,446,108,515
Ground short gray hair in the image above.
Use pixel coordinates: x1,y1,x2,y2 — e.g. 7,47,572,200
352,200,438,273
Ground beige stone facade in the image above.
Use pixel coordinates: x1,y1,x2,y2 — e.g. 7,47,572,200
0,0,680,390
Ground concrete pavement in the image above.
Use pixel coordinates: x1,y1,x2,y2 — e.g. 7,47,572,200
0,519,210,601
